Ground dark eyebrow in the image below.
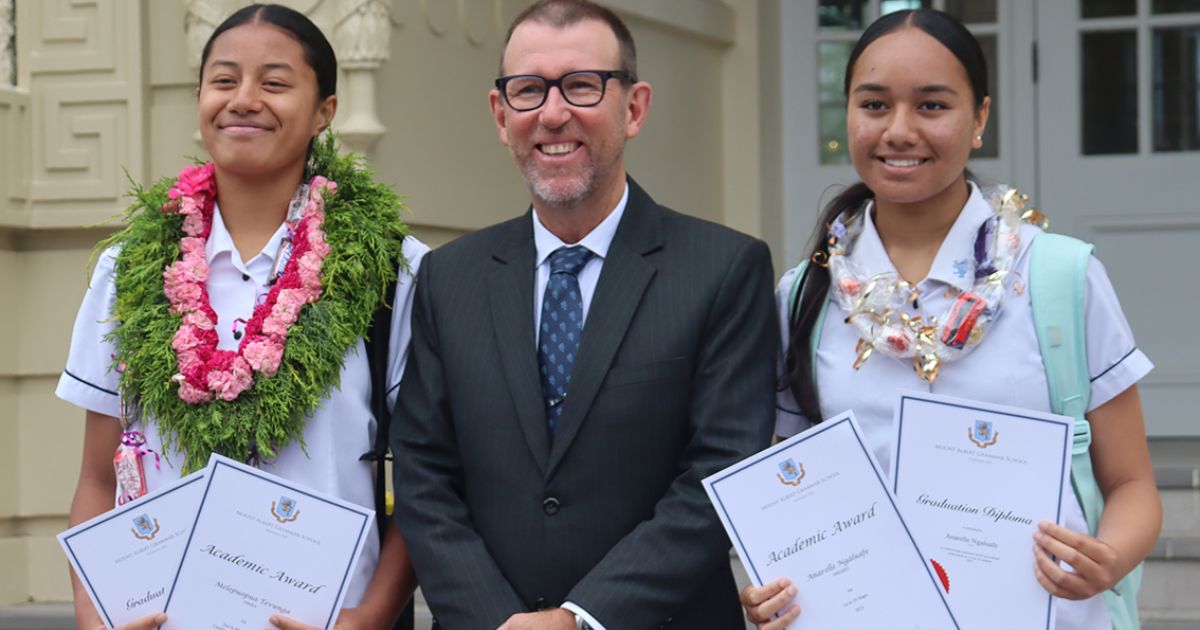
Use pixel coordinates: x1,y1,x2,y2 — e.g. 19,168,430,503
206,60,295,72
852,83,960,96
852,82,888,94
917,84,958,95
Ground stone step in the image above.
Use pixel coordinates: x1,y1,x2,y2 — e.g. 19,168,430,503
0,600,436,630
3,566,1198,630
1143,619,1200,630
1140,543,1200,621
1161,487,1200,537
0,604,71,630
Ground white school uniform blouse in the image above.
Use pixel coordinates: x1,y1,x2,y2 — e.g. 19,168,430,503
775,183,1152,629
56,204,430,607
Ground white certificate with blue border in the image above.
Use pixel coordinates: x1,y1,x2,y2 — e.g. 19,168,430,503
58,469,207,629
704,412,958,629
890,391,1072,630
162,454,373,630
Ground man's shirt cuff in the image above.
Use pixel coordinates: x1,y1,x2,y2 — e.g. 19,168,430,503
562,601,606,630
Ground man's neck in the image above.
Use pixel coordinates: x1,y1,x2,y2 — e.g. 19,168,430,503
533,178,626,244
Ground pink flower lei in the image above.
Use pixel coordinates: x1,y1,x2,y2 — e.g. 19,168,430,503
161,163,336,404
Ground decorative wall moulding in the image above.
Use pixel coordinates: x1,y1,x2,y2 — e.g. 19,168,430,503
0,87,31,227
0,0,14,86
335,0,392,67
421,0,455,36
31,84,132,202
23,0,120,74
494,0,525,35
183,0,242,70
604,0,735,46
11,0,144,228
333,0,392,151
459,0,492,47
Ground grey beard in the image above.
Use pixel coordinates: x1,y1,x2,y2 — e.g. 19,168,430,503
517,153,597,209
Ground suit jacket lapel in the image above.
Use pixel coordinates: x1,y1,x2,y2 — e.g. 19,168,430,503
488,214,551,473
546,180,663,477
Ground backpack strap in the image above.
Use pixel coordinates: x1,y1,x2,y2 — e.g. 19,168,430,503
360,276,399,543
360,274,418,630
787,261,830,368
1029,233,1097,528
1030,233,1143,627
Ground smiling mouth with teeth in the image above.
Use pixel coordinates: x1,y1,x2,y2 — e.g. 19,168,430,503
881,158,926,167
540,142,579,155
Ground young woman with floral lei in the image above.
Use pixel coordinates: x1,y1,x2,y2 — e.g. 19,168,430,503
739,9,1160,630
58,4,427,629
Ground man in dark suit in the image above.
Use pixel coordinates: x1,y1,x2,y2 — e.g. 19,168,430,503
391,1,777,628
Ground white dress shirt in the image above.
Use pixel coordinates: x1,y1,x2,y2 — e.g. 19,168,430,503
775,183,1152,629
532,183,629,343
530,183,628,630
56,203,429,607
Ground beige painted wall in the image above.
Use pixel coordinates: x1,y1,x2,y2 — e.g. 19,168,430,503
0,0,768,604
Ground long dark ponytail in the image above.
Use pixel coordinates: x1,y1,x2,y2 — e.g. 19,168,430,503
783,8,989,423
783,184,872,423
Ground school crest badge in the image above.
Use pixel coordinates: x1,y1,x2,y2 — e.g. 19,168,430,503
776,458,806,486
968,419,999,448
271,496,300,524
131,514,159,541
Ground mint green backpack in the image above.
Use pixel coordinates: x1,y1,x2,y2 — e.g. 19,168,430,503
788,232,1143,629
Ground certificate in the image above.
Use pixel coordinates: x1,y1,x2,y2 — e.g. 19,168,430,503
891,391,1072,630
58,470,207,629
704,412,958,629
162,454,373,630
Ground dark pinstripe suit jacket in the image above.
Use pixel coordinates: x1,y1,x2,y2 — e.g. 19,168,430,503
392,178,777,629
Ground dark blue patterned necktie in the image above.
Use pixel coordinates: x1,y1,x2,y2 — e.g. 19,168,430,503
538,245,593,437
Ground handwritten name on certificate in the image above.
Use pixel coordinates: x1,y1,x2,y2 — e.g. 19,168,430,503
162,454,373,630
704,412,958,629
58,470,207,629
891,391,1072,630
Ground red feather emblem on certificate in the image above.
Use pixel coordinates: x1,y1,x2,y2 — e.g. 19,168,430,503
931,559,950,593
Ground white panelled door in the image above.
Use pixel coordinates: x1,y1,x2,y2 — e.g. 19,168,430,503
1035,0,1200,436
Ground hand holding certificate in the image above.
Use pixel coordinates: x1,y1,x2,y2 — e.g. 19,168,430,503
60,454,373,630
162,455,373,630
705,412,958,629
890,391,1073,630
59,471,207,629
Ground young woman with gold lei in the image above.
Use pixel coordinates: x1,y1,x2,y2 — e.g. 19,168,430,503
741,9,1160,630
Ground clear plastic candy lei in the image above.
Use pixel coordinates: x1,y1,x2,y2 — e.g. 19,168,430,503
822,186,1035,383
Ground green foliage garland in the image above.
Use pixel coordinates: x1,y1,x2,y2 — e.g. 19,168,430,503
101,135,409,472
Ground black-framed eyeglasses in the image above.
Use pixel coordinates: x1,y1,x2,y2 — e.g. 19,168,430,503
495,70,633,112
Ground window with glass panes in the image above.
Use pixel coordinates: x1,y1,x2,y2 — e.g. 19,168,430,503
1080,0,1200,154
816,0,1000,164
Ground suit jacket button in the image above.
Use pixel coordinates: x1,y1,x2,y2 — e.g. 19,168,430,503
542,496,560,515
535,596,547,610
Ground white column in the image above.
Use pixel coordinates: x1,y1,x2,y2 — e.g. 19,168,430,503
333,0,391,153
183,0,236,72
